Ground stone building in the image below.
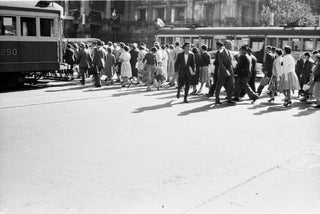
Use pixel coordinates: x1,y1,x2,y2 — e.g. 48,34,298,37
56,0,318,46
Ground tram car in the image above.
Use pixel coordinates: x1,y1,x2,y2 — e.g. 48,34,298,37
156,26,320,62
0,1,63,87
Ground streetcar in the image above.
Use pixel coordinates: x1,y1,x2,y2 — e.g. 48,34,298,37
156,26,320,62
0,0,64,87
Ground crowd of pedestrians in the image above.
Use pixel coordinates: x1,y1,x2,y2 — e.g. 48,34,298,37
63,39,320,108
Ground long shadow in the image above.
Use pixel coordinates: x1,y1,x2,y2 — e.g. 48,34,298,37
253,101,316,116
132,100,176,113
178,102,239,116
83,85,122,92
144,88,176,97
112,88,148,97
293,108,319,117
45,84,93,92
247,102,278,110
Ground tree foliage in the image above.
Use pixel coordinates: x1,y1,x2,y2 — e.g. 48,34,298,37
259,0,316,26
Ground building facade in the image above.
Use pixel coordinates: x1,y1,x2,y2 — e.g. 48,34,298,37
57,0,318,46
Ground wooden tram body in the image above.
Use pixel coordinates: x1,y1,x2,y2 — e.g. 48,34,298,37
156,26,320,62
0,1,63,87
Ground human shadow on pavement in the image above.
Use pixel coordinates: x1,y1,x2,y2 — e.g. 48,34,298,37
132,100,176,113
45,84,93,92
112,88,148,97
83,85,122,92
144,88,176,97
177,102,243,116
253,101,316,116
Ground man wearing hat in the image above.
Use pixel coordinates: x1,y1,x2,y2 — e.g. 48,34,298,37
215,40,235,104
233,46,259,103
257,45,275,95
92,40,107,87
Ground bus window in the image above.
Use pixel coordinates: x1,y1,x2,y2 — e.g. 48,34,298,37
0,16,17,36
21,17,36,36
40,18,54,37
158,37,165,45
291,38,301,51
303,38,314,51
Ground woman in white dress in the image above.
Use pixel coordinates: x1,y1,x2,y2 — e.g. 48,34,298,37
119,46,132,87
278,46,300,107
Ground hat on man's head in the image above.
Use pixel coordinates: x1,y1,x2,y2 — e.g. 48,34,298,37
216,41,223,47
239,45,247,51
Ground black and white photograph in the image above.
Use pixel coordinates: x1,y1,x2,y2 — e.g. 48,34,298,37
0,0,320,213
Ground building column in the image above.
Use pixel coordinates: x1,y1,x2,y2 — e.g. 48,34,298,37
64,0,69,16
165,1,172,23
255,0,259,25
105,0,111,19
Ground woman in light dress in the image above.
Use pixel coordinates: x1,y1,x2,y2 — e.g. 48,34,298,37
278,46,300,107
119,45,132,87
268,48,283,102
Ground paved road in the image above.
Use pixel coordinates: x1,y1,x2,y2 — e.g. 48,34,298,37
0,79,319,214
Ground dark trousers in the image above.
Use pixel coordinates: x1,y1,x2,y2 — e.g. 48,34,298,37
93,67,102,87
248,75,256,92
208,69,218,96
215,73,234,101
234,77,258,100
177,76,190,101
79,67,87,84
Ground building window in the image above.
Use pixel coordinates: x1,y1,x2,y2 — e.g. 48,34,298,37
156,8,165,20
174,7,185,22
137,9,146,22
40,18,54,37
0,16,17,36
205,3,215,22
21,17,36,36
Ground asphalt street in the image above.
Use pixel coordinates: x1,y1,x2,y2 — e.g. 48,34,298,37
0,79,319,214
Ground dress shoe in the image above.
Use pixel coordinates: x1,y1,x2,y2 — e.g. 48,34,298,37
283,100,292,107
233,97,240,102
184,99,189,103
251,96,259,103
267,98,274,103
205,93,213,97
312,105,320,109
176,93,180,99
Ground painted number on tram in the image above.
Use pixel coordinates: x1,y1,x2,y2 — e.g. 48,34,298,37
0,48,18,56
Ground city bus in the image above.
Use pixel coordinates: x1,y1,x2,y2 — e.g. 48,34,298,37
156,26,320,62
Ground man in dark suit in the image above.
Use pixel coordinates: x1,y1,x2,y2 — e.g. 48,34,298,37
257,45,275,95
206,41,223,97
92,40,107,87
175,42,195,103
233,46,259,103
215,40,235,104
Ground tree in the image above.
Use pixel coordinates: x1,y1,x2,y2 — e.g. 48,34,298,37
259,0,316,26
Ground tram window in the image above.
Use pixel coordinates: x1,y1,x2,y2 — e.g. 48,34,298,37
21,17,36,36
40,18,54,37
278,38,289,48
291,39,301,51
316,39,320,50
0,16,17,36
267,38,277,47
166,37,173,45
303,38,314,51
